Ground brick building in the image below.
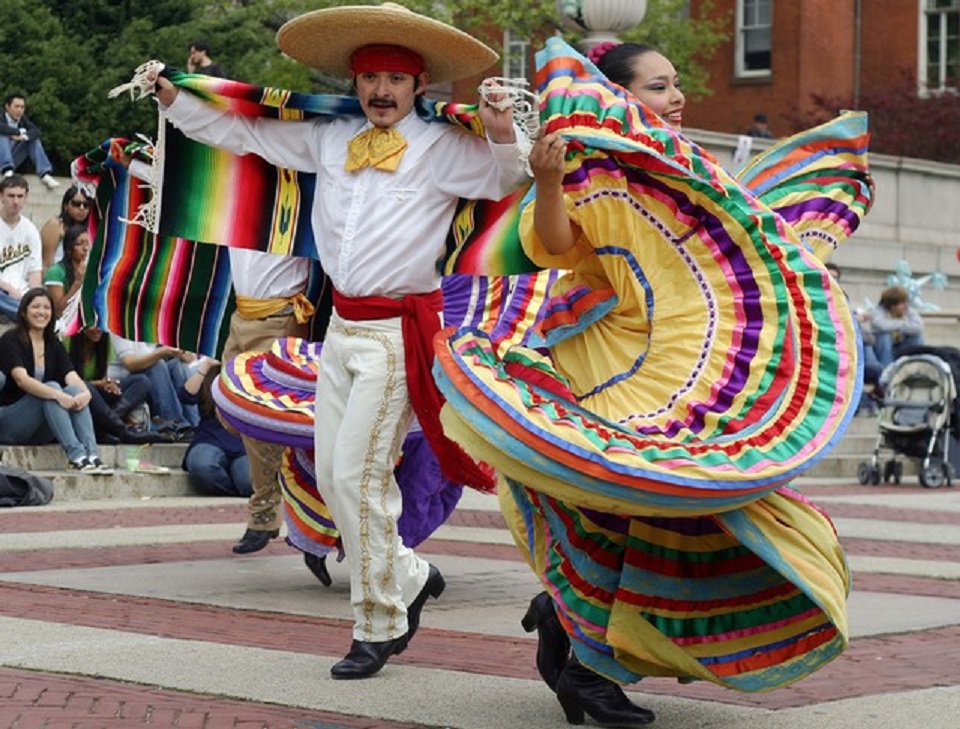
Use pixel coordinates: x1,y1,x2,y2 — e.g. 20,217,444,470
684,0,956,138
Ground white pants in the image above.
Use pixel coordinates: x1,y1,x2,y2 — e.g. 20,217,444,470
314,312,429,642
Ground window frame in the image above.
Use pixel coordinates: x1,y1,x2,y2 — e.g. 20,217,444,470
919,0,960,94
735,0,773,79
503,29,531,83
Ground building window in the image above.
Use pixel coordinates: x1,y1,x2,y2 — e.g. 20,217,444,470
924,0,960,91
503,29,530,81
736,0,772,77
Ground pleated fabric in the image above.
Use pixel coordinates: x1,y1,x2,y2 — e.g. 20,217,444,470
432,38,870,691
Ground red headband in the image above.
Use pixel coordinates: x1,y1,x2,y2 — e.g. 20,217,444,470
350,44,425,76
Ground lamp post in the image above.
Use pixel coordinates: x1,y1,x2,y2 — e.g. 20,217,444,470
556,0,648,52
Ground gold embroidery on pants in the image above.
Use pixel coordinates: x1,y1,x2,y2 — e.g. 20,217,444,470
334,325,401,641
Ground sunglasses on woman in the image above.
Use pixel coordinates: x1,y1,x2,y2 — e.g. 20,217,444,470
69,199,90,208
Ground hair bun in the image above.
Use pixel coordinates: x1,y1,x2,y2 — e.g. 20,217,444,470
586,41,620,66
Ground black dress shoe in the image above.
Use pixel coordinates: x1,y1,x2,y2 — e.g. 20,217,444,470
303,551,332,586
231,528,279,554
555,656,655,727
521,591,571,692
405,563,445,644
330,637,408,680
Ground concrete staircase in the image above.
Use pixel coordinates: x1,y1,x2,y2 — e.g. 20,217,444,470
1,443,194,501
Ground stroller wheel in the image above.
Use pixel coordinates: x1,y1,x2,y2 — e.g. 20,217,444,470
882,461,895,483
870,465,881,485
892,461,903,484
857,462,872,485
919,462,947,489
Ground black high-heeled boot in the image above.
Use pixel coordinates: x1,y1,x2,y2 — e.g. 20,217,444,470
520,592,570,692
555,656,655,727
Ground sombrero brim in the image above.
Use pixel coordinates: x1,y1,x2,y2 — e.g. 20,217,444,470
276,4,498,84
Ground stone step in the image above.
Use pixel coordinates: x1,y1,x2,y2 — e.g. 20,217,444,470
2,443,187,471
1,443,196,502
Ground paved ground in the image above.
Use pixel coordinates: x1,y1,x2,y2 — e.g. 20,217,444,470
1,477,959,729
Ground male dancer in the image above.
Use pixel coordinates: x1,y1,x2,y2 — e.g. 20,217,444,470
152,2,527,679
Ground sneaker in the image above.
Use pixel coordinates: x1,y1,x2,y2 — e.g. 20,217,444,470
67,458,98,472
1,169,13,179
88,457,115,475
40,174,60,189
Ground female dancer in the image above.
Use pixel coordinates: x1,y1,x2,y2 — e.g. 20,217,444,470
0,288,111,472
433,38,867,726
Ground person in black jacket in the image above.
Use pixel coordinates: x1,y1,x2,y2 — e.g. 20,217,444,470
0,93,59,189
0,288,110,472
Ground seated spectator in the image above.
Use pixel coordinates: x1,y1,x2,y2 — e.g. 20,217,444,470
108,333,199,439
0,288,111,472
745,112,775,139
826,262,882,414
0,174,41,322
66,326,162,445
39,185,92,275
44,223,89,322
179,358,251,497
870,285,925,369
0,94,59,190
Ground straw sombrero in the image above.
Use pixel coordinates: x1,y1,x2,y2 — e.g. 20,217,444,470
276,2,497,84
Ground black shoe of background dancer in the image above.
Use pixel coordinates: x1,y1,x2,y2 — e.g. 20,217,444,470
521,591,571,692
404,563,445,646
330,637,408,680
232,528,279,554
555,655,655,726
303,551,332,587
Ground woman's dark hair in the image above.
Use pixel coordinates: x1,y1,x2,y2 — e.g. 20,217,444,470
16,287,57,344
59,224,89,289
589,41,657,89
197,364,222,419
68,328,110,381
58,185,91,224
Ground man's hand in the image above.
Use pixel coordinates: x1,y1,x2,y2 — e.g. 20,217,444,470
148,70,179,108
478,79,517,145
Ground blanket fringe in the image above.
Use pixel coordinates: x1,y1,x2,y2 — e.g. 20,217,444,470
479,76,539,174
108,60,167,102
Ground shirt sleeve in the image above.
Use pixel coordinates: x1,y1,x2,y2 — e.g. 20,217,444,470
164,92,326,173
429,126,528,201
44,263,66,288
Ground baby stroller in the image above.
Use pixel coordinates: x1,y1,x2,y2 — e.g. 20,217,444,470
857,350,960,488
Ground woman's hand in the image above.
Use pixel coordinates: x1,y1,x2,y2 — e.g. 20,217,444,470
529,133,568,189
55,391,77,410
72,388,92,411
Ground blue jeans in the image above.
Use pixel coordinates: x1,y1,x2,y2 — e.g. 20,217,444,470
0,382,99,463
142,359,198,426
184,443,252,497
873,332,924,370
0,290,21,320
0,135,53,176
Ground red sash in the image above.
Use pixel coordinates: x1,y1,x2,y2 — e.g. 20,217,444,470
332,289,495,492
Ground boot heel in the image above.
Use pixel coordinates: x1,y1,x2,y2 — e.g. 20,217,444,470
428,572,446,598
521,598,542,633
556,689,585,725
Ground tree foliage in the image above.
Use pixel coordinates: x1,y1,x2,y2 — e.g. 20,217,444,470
788,70,960,164
1,0,725,174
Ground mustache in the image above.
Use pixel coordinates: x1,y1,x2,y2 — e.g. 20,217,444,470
369,96,397,106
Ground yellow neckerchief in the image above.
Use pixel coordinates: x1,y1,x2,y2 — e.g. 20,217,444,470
344,126,407,172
